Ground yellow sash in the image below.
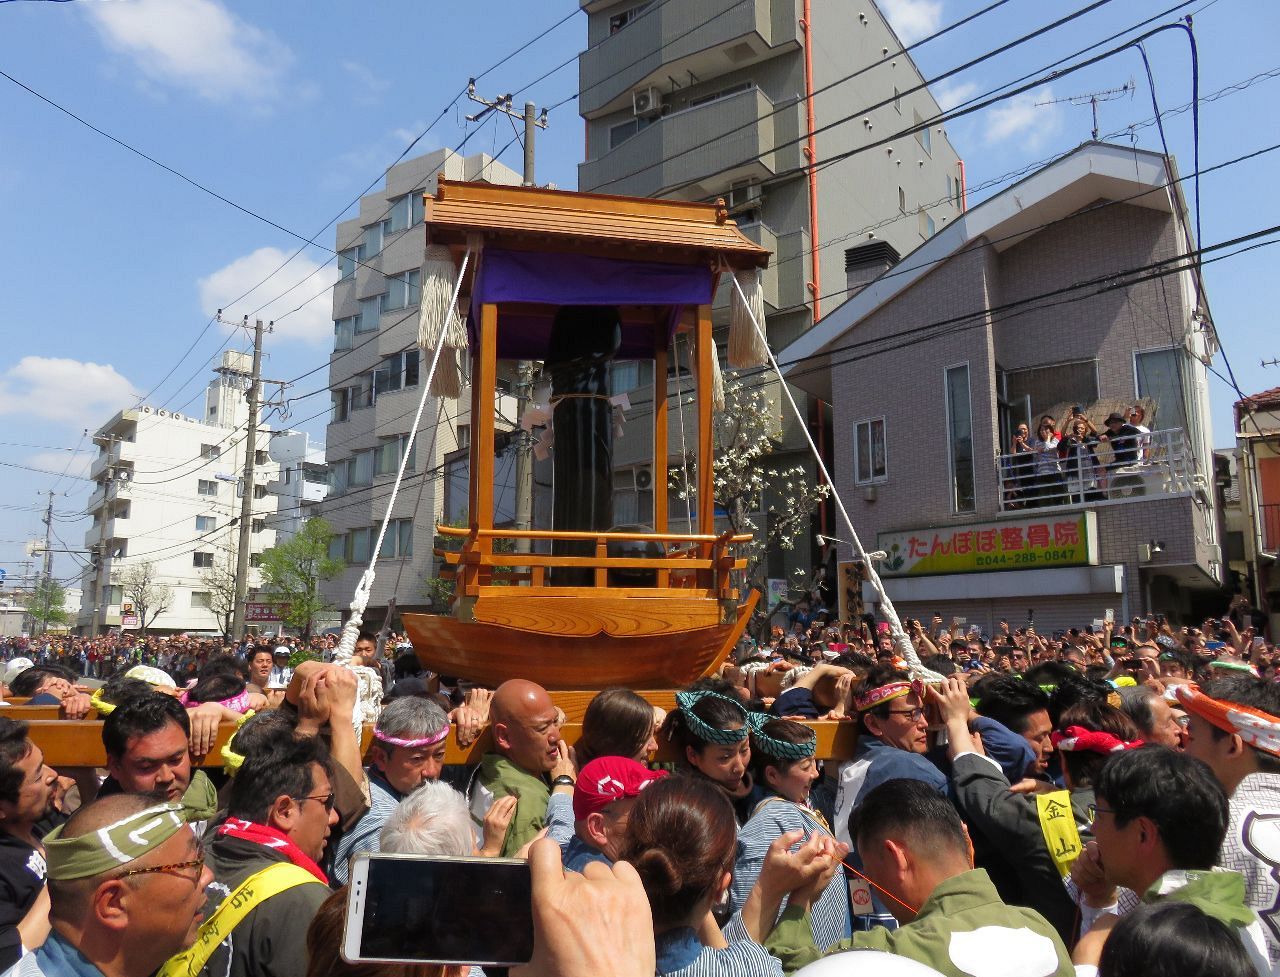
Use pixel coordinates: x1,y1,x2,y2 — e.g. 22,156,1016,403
1035,789,1083,878
157,861,318,977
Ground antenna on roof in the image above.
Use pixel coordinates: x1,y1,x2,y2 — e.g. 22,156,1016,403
1036,80,1134,141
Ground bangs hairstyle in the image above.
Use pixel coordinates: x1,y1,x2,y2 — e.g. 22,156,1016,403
750,718,814,778
661,689,747,755
577,688,657,767
619,776,738,929
0,718,33,805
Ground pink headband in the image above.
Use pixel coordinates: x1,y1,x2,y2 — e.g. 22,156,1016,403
374,725,449,749
855,679,925,713
178,688,252,713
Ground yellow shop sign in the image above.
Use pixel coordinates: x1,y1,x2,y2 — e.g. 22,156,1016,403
877,512,1098,577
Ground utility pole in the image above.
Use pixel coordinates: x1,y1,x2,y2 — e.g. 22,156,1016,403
230,318,268,639
467,84,548,553
39,490,53,633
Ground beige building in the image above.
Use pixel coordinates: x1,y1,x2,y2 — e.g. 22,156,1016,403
780,142,1225,631
1235,386,1280,635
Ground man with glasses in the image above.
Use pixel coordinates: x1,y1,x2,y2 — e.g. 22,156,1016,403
4,793,213,977
193,735,338,977
469,679,576,858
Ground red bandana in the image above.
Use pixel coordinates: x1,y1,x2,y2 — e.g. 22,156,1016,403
216,817,328,883
1050,726,1145,754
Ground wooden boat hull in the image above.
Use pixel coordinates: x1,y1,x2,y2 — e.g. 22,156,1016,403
403,591,758,690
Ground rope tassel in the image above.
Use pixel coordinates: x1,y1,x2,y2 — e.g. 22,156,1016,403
709,335,725,413
418,244,459,351
728,267,769,368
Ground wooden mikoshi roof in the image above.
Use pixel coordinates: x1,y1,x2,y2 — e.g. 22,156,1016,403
425,179,771,269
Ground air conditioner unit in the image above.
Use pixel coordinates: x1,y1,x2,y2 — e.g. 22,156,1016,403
632,86,663,118
725,183,762,211
634,465,654,490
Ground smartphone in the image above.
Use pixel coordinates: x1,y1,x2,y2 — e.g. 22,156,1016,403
1104,608,1114,624
343,853,534,966
1027,609,1035,624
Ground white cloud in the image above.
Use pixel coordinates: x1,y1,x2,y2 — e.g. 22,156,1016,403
880,0,943,45
933,80,978,112
342,61,389,105
86,0,293,104
27,450,92,481
0,357,139,426
198,248,339,345
985,87,1062,151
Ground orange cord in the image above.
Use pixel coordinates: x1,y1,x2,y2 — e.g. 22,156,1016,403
791,806,921,917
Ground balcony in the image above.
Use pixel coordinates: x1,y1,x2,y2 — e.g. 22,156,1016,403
580,88,802,198
579,0,799,117
997,428,1200,514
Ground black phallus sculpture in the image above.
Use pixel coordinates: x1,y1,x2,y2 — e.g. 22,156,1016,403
546,305,622,586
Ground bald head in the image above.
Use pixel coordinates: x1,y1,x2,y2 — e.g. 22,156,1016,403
490,680,561,774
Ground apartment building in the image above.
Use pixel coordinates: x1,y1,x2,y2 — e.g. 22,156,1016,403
1235,386,1280,634
576,0,965,582
77,353,283,635
779,143,1225,630
266,430,328,540
318,149,521,617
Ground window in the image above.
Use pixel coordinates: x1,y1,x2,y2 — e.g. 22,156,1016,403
255,450,268,465
197,479,218,497
253,484,268,499
379,518,414,559
190,591,212,609
249,553,262,568
610,360,652,395
898,186,906,213
608,114,653,150
893,86,901,113
200,443,221,460
193,552,214,569
328,536,345,562
385,195,412,234
363,223,383,256
332,388,351,424
195,515,216,532
609,2,650,33
946,175,953,203
251,518,266,533
357,297,381,333
914,110,931,154
349,450,374,488
347,527,372,563
1004,359,1098,426
337,244,366,280
382,269,421,312
854,418,887,483
101,584,123,606
375,435,414,477
373,351,419,396
334,316,356,351
919,209,935,238
444,452,469,524
456,424,470,449
945,364,976,513
1135,347,1192,440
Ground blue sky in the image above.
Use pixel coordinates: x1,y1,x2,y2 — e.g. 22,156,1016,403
1,0,1277,588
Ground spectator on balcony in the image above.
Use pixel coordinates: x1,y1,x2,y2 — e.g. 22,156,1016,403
1030,415,1066,507
1059,417,1104,503
1129,404,1153,461
1100,413,1144,469
1006,422,1036,508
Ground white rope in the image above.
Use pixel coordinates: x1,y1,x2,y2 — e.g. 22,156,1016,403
673,334,694,533
727,270,941,683
334,247,473,667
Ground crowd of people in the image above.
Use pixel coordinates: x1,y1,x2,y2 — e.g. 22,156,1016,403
0,608,1278,977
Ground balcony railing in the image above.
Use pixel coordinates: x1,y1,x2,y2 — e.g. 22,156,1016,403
997,427,1196,513
1263,502,1280,553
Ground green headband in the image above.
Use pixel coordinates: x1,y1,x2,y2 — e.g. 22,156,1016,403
747,713,816,761
675,690,749,745
44,801,192,881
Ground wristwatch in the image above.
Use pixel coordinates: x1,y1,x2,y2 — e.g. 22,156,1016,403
551,774,576,788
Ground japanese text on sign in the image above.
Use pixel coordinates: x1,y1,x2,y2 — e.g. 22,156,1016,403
877,512,1097,577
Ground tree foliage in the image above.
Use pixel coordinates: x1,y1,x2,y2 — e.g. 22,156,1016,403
258,518,343,639
670,374,830,624
24,578,69,632
119,562,174,634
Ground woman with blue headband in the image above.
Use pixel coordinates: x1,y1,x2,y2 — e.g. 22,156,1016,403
662,688,756,823
730,718,852,950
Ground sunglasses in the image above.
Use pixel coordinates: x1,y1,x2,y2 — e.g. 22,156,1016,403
293,792,336,813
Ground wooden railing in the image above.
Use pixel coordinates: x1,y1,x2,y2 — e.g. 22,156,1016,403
435,526,752,599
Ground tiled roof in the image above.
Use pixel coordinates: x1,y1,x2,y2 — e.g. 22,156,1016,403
425,180,770,269
1237,385,1280,409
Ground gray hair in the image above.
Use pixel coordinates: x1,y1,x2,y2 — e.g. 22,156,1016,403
379,781,474,857
1117,685,1159,736
375,696,448,740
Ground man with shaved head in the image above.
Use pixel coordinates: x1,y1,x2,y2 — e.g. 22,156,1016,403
468,679,576,857
5,793,213,977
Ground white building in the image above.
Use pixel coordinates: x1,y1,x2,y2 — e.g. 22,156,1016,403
78,352,288,635
266,430,328,540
